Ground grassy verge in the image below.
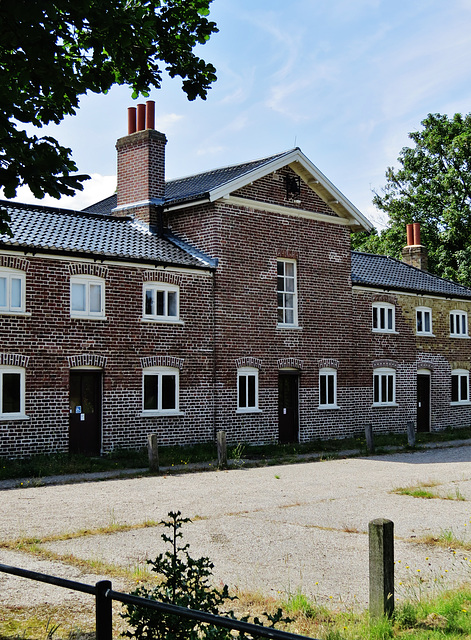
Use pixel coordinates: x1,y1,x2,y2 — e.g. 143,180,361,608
1,425,470,482
1,586,471,640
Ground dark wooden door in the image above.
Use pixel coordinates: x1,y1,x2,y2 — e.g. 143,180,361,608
278,373,299,443
417,374,431,432
69,371,102,454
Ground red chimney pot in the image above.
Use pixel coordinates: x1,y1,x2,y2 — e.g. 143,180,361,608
127,107,136,135
146,101,155,130
137,103,146,132
413,222,421,246
406,223,414,246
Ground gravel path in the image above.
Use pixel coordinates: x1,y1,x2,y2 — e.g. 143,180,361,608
1,445,471,612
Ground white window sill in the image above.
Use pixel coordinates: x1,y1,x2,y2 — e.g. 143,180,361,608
372,330,398,335
450,334,469,339
450,401,471,406
416,332,435,337
140,410,184,417
372,403,398,408
71,314,107,321
236,408,262,414
0,413,29,421
0,311,31,317
141,317,184,325
318,405,340,410
276,324,302,330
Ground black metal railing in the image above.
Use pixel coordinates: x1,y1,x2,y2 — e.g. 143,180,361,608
0,563,318,640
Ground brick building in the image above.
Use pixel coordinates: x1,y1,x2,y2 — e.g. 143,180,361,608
1,103,470,458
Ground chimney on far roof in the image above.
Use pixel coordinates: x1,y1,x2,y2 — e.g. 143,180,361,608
402,222,428,271
114,100,167,229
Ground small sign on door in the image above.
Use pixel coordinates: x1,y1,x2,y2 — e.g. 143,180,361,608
75,406,82,414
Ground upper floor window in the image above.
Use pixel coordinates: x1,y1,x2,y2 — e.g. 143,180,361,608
0,366,25,418
319,368,338,409
451,369,469,404
416,307,433,336
277,259,297,326
373,367,396,407
0,268,25,313
372,303,395,333
237,367,259,413
143,283,179,321
71,276,105,318
450,310,468,337
143,367,180,415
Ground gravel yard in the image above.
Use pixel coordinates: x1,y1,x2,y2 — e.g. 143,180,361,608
1,445,471,614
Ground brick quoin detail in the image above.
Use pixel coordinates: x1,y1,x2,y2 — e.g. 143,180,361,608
0,256,29,271
68,263,108,279
143,271,183,285
140,356,184,369
0,353,29,367
67,354,108,368
235,357,262,369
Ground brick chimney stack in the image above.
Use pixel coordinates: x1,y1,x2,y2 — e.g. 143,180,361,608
402,223,428,271
113,100,167,229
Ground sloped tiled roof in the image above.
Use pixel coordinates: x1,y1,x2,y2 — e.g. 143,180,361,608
352,251,471,299
0,200,215,268
84,150,295,215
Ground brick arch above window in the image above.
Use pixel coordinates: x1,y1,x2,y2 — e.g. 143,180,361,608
417,360,436,372
371,293,396,305
142,270,182,286
0,353,29,368
371,359,398,370
67,354,107,369
0,256,29,272
140,356,184,370
235,357,262,370
318,358,339,370
277,357,303,370
68,263,108,280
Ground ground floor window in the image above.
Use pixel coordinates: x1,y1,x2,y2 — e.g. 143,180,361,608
0,366,25,418
451,369,469,404
319,368,337,408
142,367,179,414
237,367,259,412
373,368,396,406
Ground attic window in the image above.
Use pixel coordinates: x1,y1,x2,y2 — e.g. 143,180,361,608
285,175,301,200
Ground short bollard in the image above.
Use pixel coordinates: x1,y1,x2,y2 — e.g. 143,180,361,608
369,518,394,619
217,430,227,468
148,433,159,473
406,421,416,447
96,580,112,640
365,424,375,453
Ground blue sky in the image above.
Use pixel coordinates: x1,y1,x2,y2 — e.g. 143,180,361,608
12,0,471,229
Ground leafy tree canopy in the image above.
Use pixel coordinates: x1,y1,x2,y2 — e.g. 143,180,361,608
352,113,471,286
0,0,217,233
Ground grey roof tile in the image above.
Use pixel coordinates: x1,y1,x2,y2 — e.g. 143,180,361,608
352,251,471,299
0,201,214,268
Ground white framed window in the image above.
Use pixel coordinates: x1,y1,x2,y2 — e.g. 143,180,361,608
277,259,297,326
372,303,395,333
416,307,433,335
143,283,179,321
319,368,338,409
142,367,180,415
0,268,25,313
450,310,468,337
237,367,259,412
71,276,105,318
451,369,469,404
373,368,396,406
0,366,25,418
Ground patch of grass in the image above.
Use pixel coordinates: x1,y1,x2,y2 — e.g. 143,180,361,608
393,480,467,502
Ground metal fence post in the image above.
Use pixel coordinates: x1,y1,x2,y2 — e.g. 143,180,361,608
369,519,394,619
96,579,112,640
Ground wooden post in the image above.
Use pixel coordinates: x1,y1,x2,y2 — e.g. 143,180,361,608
95,580,112,640
147,433,159,473
369,518,394,619
365,424,375,453
217,430,227,468
406,421,416,447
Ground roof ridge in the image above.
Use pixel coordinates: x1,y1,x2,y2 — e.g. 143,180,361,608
1,199,131,223
166,148,298,185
